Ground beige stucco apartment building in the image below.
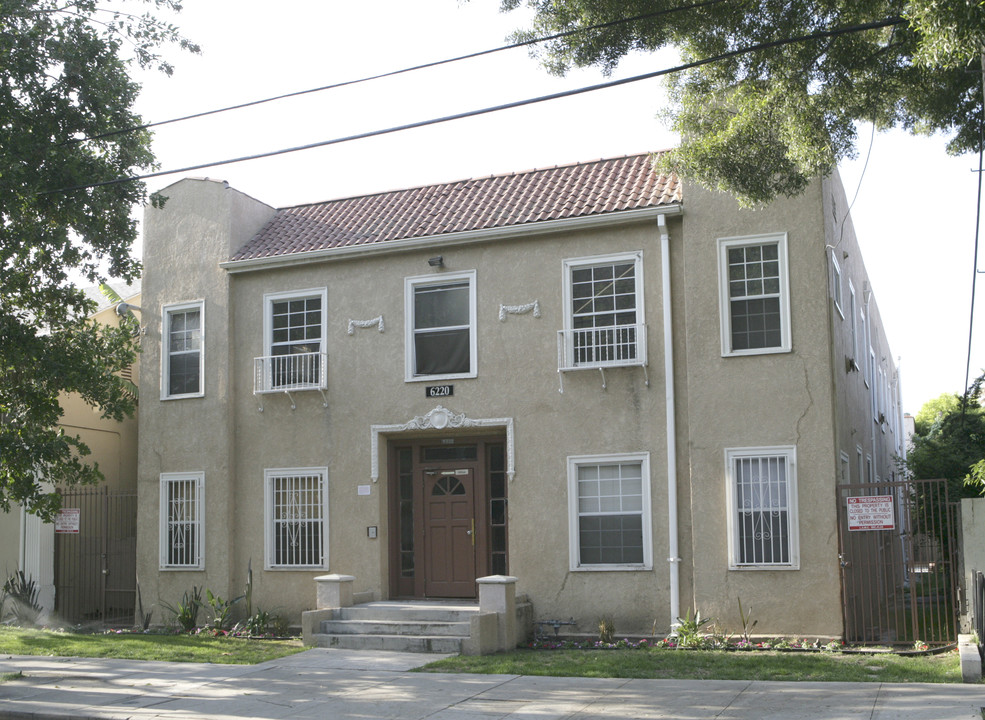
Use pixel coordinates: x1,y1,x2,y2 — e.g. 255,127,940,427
136,153,904,639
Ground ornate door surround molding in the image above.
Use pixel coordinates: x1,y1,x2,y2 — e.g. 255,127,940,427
370,405,514,483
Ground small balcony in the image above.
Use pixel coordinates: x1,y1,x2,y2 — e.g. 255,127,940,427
254,351,327,410
557,324,648,391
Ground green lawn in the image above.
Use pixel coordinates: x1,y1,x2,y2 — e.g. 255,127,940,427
419,647,967,683
0,627,970,683
0,627,306,665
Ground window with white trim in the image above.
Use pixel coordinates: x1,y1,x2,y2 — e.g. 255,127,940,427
726,446,799,569
561,252,644,369
162,301,204,399
404,270,476,381
718,233,791,356
567,453,652,570
860,308,869,386
261,288,327,391
830,254,843,318
265,468,327,569
869,346,877,418
849,281,858,366
159,472,203,570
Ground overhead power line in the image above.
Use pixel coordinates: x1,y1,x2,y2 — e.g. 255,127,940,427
75,0,729,145
49,16,905,195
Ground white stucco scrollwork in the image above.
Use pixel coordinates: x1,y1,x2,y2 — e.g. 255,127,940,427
498,300,540,322
370,405,515,483
347,316,385,335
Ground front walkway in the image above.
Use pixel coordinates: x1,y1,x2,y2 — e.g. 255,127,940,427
0,648,982,719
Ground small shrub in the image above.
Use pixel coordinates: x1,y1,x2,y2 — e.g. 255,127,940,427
737,597,757,643
161,587,202,632
674,608,712,649
1,571,42,626
271,615,291,638
135,581,153,631
236,608,273,637
597,616,615,644
202,589,244,631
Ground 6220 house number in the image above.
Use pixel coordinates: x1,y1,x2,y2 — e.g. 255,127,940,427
426,385,453,398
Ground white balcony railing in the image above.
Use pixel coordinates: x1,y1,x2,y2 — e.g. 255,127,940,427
557,324,647,373
254,352,327,410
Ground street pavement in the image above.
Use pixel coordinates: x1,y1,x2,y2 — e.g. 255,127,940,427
0,648,983,719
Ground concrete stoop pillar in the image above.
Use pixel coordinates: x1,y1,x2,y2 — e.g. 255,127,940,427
463,575,518,655
301,574,355,646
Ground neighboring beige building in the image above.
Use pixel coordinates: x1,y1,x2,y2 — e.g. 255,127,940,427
136,154,904,639
0,287,140,619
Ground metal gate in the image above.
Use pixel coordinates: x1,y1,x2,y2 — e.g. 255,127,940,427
54,487,137,626
836,478,958,646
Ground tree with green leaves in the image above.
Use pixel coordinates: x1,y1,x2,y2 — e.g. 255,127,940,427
906,375,985,500
501,0,985,205
0,0,197,519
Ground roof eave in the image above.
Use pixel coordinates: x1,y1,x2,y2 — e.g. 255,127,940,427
221,204,683,274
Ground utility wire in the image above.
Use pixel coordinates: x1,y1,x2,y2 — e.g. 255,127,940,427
48,16,904,195
72,0,730,146
963,52,985,401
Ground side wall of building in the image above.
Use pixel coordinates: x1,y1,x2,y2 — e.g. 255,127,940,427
137,179,276,616
822,174,905,484
678,181,843,637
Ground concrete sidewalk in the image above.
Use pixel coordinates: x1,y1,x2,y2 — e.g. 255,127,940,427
0,648,982,719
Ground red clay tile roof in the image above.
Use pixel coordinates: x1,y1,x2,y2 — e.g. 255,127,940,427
230,153,681,262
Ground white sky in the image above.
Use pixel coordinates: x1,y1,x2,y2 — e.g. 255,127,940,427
129,0,984,414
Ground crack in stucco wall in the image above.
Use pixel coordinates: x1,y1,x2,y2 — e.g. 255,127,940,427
796,358,814,446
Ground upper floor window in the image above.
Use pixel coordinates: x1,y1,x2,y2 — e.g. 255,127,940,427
159,472,204,570
718,233,791,356
849,280,858,366
567,452,652,571
162,301,204,399
830,253,843,319
405,270,476,381
860,308,869,387
259,288,327,392
560,252,645,370
725,446,799,569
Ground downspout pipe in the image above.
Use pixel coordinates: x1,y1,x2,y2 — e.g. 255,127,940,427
659,213,681,630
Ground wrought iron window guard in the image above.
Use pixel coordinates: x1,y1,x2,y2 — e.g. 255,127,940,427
253,351,328,411
556,324,649,392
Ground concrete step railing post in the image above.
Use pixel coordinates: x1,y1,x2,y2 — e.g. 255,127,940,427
302,574,355,646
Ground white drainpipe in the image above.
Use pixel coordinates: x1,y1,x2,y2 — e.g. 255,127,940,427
659,213,681,629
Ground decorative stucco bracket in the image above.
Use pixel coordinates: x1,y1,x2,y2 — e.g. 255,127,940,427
347,316,385,335
499,301,540,322
369,405,514,483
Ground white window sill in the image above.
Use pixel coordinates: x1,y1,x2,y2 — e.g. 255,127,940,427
265,566,329,571
721,346,792,358
161,392,205,401
405,372,476,383
570,564,653,572
729,564,800,571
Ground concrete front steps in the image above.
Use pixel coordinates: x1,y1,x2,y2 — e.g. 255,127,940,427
309,600,479,653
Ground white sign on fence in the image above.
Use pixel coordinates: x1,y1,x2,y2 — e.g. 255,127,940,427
54,508,80,534
847,495,895,531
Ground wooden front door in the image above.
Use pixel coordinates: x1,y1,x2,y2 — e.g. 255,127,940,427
388,438,508,599
423,468,476,597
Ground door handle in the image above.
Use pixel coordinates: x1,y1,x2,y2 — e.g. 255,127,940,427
468,519,475,546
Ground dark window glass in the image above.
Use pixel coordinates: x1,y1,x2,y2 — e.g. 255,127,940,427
413,282,470,376
422,445,478,462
